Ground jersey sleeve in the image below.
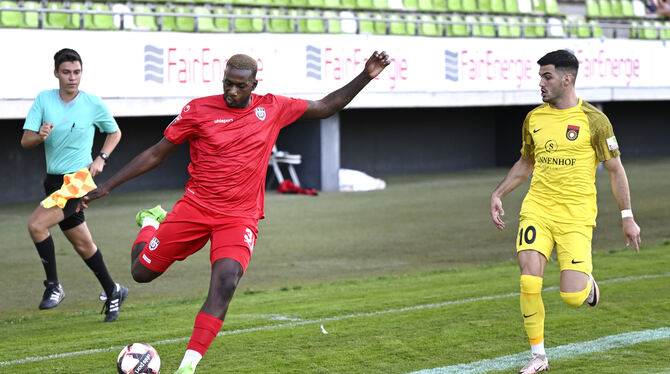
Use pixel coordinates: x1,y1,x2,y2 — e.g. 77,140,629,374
276,95,308,129
520,111,534,158
588,111,621,162
92,96,119,133
164,101,198,144
23,91,45,132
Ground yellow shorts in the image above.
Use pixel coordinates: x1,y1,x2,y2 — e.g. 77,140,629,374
516,216,593,274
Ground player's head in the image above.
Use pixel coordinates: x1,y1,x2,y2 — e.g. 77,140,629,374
223,54,258,108
537,50,579,105
53,48,82,96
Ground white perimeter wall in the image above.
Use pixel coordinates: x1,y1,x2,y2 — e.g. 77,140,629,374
1,29,670,119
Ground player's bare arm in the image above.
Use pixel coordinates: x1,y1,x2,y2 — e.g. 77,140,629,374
89,129,122,177
81,137,178,207
20,123,54,148
490,155,534,230
300,51,390,121
603,156,641,253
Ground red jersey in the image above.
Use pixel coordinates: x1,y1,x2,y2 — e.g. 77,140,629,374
164,93,307,219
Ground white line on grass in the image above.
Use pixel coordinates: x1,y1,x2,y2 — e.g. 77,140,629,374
2,272,668,367
408,327,670,374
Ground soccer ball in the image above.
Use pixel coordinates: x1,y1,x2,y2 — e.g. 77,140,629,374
117,343,161,374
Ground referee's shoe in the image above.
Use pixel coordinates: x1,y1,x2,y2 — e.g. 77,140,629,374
39,280,65,310
101,283,128,322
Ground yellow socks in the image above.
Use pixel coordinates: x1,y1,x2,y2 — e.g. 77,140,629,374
560,282,591,306
520,275,545,345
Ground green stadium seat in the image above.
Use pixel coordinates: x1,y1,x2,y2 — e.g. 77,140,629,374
271,0,290,6
493,15,508,36
506,16,521,36
268,8,292,32
545,0,559,15
389,13,404,34
289,0,308,7
90,3,117,30
193,6,215,32
418,14,439,36
22,1,40,28
465,15,479,36
641,20,657,39
339,10,356,32
44,2,68,29
155,5,176,31
132,5,157,31
479,0,492,12
447,14,467,36
308,0,326,7
433,0,447,11
661,21,670,40
212,7,230,31
479,15,495,37
516,0,532,12
0,0,21,28
416,0,431,11
299,10,325,32
611,0,623,17
621,0,634,17
446,0,461,12
233,8,251,32
586,0,599,17
632,0,646,16
174,6,195,32
522,16,543,37
491,0,505,13
341,0,356,8
67,2,86,29
598,0,612,17
435,14,446,35
323,10,341,32
356,11,373,33
504,0,518,13
112,3,134,30
372,0,388,9
356,0,373,8
532,0,545,13
590,19,602,37
372,12,386,33
462,0,476,12
324,0,341,8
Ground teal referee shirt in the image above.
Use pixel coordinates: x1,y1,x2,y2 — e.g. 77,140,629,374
23,89,118,175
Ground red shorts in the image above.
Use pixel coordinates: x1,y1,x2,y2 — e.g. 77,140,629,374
138,198,258,273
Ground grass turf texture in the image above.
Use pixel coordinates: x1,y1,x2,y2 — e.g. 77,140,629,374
0,157,668,373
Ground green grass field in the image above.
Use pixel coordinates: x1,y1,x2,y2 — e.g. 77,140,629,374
1,157,669,373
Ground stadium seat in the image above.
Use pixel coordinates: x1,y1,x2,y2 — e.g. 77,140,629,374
341,0,356,8
233,8,254,32
372,12,386,33
629,19,639,38
299,10,326,33
661,21,670,40
495,16,510,36
632,0,646,16
155,5,176,31
193,6,215,32
271,0,290,5
44,2,68,29
307,0,326,7
446,0,462,12
433,0,447,11
465,14,480,36
621,0,634,17
289,0,308,7
545,0,559,15
641,20,658,39
90,3,117,30
174,6,195,32
504,0,519,13
491,0,505,13
479,0,492,12
547,16,564,37
418,14,439,36
611,0,624,17
339,10,357,32
0,0,21,28
22,1,40,28
506,16,521,36
516,0,531,13
522,15,544,37
66,2,86,29
356,11,374,33
112,3,134,30
598,0,612,17
586,0,599,17
389,13,405,34
323,10,341,32
462,0,476,12
447,14,467,36
590,19,602,37
213,7,230,31
268,8,293,32
373,0,389,9
416,0,432,11
479,15,495,37
532,0,545,13
356,0,374,8
324,0,341,8
133,4,158,31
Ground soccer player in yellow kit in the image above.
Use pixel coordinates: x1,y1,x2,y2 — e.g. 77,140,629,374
490,49,641,374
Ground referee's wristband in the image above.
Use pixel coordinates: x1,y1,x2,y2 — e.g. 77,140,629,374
621,209,633,219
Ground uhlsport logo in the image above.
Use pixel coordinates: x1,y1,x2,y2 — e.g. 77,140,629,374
306,45,322,80
144,45,164,83
444,50,459,82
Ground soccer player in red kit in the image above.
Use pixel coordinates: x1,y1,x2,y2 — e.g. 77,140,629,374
81,51,390,373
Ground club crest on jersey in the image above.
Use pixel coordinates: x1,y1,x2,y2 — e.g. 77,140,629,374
566,125,580,141
183,104,191,113
148,237,160,251
255,107,266,121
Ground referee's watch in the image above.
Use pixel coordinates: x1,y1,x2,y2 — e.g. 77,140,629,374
99,152,109,162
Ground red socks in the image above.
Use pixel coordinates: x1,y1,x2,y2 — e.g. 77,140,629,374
187,312,223,355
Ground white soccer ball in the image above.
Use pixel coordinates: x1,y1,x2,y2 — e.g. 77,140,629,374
117,343,161,374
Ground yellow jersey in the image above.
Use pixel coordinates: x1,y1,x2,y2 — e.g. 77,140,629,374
520,99,620,226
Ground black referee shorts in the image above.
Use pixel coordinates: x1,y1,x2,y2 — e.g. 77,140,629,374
43,173,86,231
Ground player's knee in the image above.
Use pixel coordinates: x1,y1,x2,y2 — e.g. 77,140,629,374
560,289,588,306
131,262,159,283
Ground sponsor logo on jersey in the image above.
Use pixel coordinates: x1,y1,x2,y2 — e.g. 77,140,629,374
566,125,580,141
149,237,160,251
537,156,577,166
214,118,233,124
244,228,256,253
255,107,266,121
606,136,619,151
544,139,558,153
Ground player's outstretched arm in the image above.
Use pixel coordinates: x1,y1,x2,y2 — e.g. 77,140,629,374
603,156,641,253
80,137,178,208
490,155,534,230
299,51,390,121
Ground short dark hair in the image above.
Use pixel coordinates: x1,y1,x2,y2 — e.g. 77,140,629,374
537,49,578,80
54,48,82,71
226,54,257,78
